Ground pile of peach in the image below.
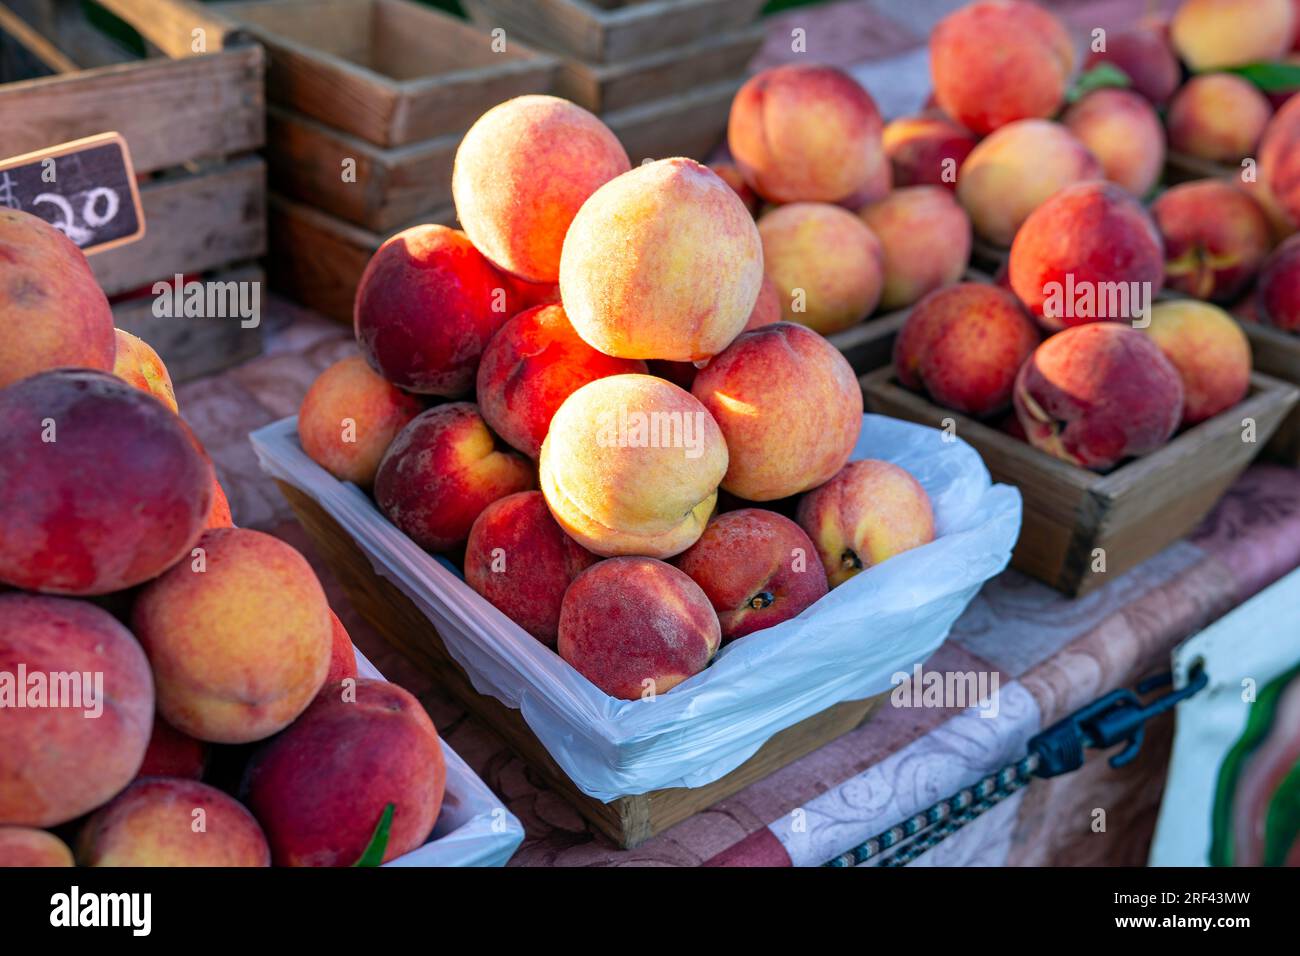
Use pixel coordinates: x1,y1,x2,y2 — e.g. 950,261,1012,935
0,211,446,868
298,91,938,703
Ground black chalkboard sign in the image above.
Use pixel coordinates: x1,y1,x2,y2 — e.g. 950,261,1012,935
0,132,146,255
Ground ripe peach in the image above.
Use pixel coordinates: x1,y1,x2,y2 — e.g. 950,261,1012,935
0,208,115,390
1062,89,1165,198
1171,0,1295,70
1167,74,1272,164
540,374,727,558
1258,234,1300,332
354,224,512,397
136,717,209,781
1261,94,1300,227
206,478,233,529
894,284,1040,417
957,120,1103,247
559,158,763,361
860,186,971,311
0,594,153,827
796,460,935,587
1240,174,1299,245
1141,300,1251,425
504,273,561,314
758,202,884,334
692,322,863,501
1014,324,1184,470
673,509,827,642
452,95,630,282
476,304,647,458
132,528,332,744
558,557,720,699
1151,180,1272,303
1083,25,1182,106
710,161,760,215
241,679,446,867
882,115,977,192
0,827,73,867
1008,181,1165,330
374,403,534,552
930,0,1074,135
112,328,177,413
326,611,358,684
0,369,213,595
78,778,270,867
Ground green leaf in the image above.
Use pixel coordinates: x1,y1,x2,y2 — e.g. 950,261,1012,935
1227,61,1300,92
1067,63,1132,103
352,803,395,867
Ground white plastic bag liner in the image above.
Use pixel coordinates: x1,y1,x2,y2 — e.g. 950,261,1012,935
253,414,1021,802
354,650,523,867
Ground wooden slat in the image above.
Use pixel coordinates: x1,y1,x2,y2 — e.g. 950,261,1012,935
1241,320,1300,466
92,0,246,57
604,76,739,163
0,2,79,73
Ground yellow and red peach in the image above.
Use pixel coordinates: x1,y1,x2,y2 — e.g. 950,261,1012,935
112,328,177,413
559,158,763,361
1167,74,1273,164
326,611,358,684
859,186,972,311
452,95,630,282
1083,24,1182,106
0,827,74,867
0,369,213,595
710,161,760,215
0,594,153,827
374,403,534,552
1240,174,1298,245
206,478,233,529
241,678,446,867
727,63,885,204
1171,0,1295,70
1258,234,1300,331
504,272,561,315
136,717,209,781
1261,94,1300,227
558,557,720,699
882,115,977,192
1062,89,1165,198
1141,300,1251,425
692,322,863,501
132,527,332,744
1014,323,1184,470
1151,180,1273,303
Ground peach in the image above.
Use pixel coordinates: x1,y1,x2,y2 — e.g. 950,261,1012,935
1171,0,1295,70
727,63,885,204
1062,89,1165,198
1151,180,1273,303
241,679,446,867
930,1,1075,135
132,527,332,743
758,202,884,333
136,717,209,780
559,158,763,361
796,460,935,587
206,478,233,529
112,328,177,412
504,272,561,314
894,283,1040,417
476,304,647,458
464,491,599,646
1141,300,1251,425
860,186,972,311
558,557,720,699
1014,323,1184,470
673,509,827,642
1261,94,1300,227
0,208,115,390
354,224,512,397
1240,174,1299,245
1167,74,1272,164
710,161,760,215
957,120,1103,247
1008,181,1165,330
78,778,270,867
374,403,534,552
0,827,74,867
1083,25,1182,106
452,95,630,282
326,611,358,684
1258,234,1300,331
0,369,213,595
692,322,863,501
0,594,153,827
540,374,727,558
882,115,977,192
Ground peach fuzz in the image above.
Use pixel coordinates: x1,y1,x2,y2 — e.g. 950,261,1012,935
540,374,727,558
882,115,977,192
78,778,270,867
727,63,884,204
241,679,446,867
1171,0,1294,70
354,224,512,397
758,202,883,334
894,284,1040,418
1141,300,1251,426
452,95,630,282
1083,25,1182,106
0,369,213,595
136,717,209,780
326,611,358,684
860,186,971,311
1258,234,1300,332
465,491,599,646
560,158,763,362
673,509,828,643
692,322,862,502
1008,181,1165,330
112,328,177,413
0,208,115,390
710,161,760,215
1167,74,1272,164
375,403,534,552
1151,181,1272,303
929,1,1074,135
0,594,153,827
796,460,935,587
957,120,1102,248
132,527,332,744
1261,94,1300,228
476,304,647,458
0,827,74,867
558,558,720,700
1014,324,1184,471
1062,89,1165,198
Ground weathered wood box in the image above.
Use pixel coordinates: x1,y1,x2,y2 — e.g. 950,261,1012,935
1239,317,1300,466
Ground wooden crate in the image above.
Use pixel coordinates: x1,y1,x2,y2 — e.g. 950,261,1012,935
862,366,1299,596
275,479,884,848
1240,319,1300,466
603,75,740,162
